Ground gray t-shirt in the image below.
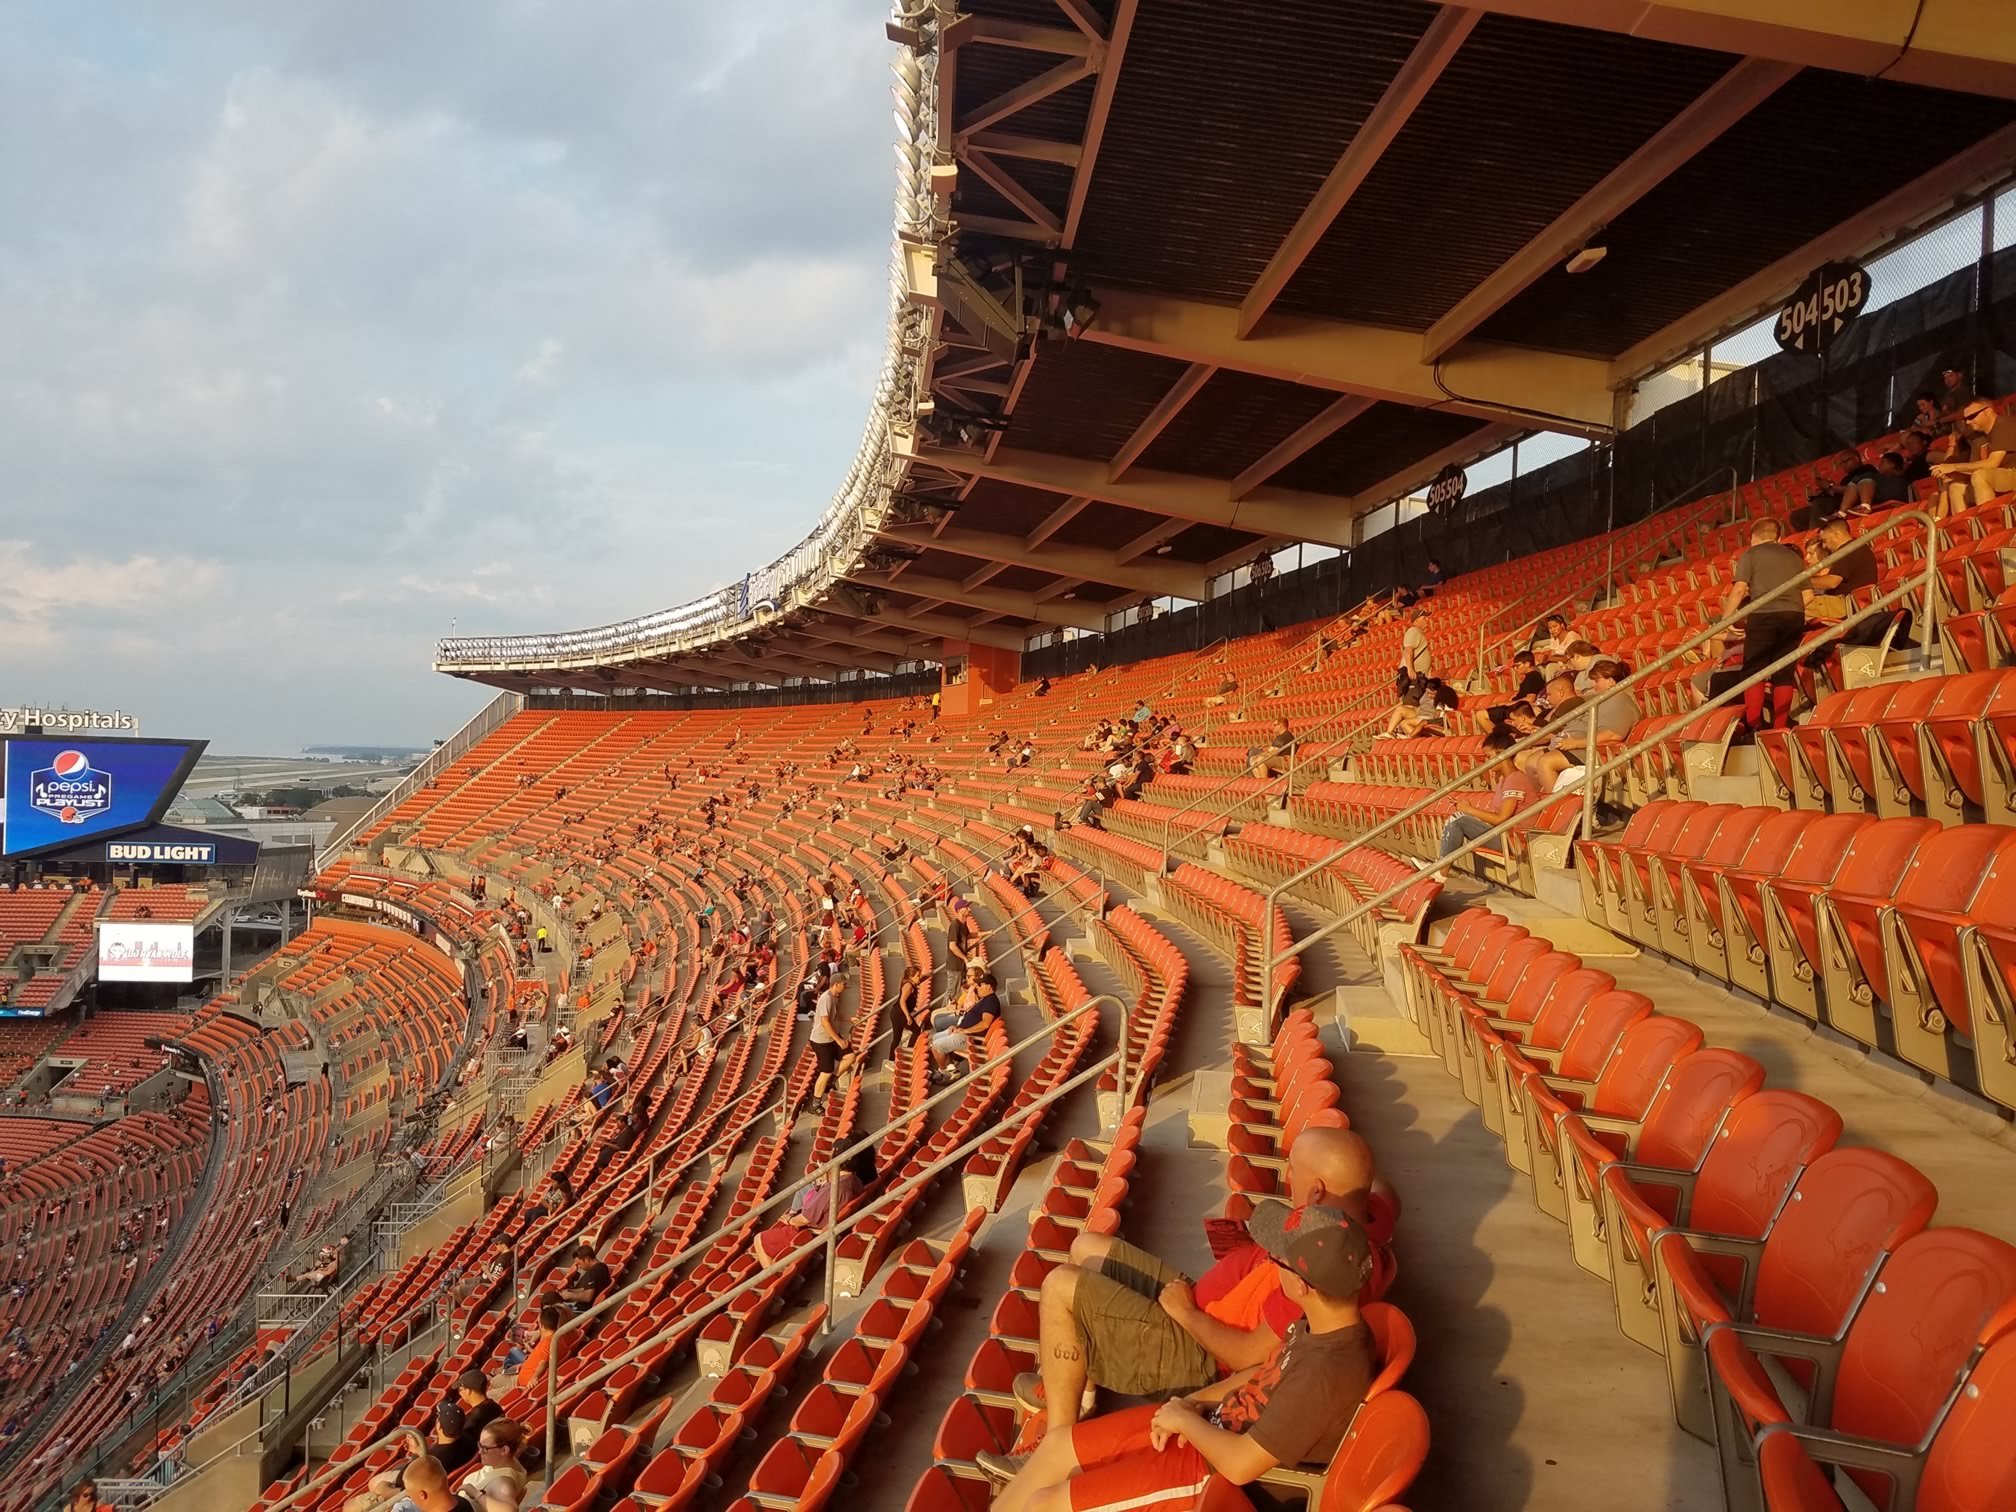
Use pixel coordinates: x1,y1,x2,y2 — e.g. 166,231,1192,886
1400,624,1432,677
1735,541,1805,619
1593,689,1641,739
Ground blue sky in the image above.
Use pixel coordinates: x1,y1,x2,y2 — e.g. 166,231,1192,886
0,0,897,752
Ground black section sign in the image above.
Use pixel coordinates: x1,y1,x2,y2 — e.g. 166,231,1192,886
1425,464,1467,514
1774,261,1870,356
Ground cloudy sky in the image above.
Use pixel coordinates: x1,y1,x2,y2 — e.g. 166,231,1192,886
0,0,897,753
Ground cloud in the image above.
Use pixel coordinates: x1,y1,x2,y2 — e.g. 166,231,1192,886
0,1,899,753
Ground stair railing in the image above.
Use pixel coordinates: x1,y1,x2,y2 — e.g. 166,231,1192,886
1259,508,1942,1017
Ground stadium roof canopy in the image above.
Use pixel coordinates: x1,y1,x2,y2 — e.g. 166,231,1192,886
438,0,2016,694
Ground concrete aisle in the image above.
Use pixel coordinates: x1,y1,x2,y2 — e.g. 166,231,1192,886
1331,1040,1723,1512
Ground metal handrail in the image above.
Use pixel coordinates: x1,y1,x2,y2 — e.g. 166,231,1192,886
1472,467,1741,681
1259,508,1942,1000
498,987,1123,1470
259,1036,1121,1512
1156,686,1392,867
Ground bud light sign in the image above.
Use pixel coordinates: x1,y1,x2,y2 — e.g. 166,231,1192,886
30,750,112,825
3,737,205,857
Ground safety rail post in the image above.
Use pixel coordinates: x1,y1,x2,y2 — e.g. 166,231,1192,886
1257,506,1942,1034
1471,468,1741,688
1158,687,1391,869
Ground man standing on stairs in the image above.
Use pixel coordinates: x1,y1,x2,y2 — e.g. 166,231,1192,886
978,1128,1392,1486
1723,517,1806,734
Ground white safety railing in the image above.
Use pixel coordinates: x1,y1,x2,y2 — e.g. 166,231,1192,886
1258,509,1943,1004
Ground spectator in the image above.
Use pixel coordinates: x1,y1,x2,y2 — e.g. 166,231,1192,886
1034,675,1051,697
1540,672,1583,724
756,1148,877,1263
510,1306,565,1390
1526,660,1637,800
1008,828,1051,899
1131,698,1153,725
457,1419,529,1511
1933,398,2016,516
1806,516,1905,652
1896,429,1933,485
945,897,981,972
930,971,1002,1083
549,1243,609,1315
1509,649,1545,699
1396,608,1432,689
1246,718,1297,780
1423,556,1447,592
394,1455,478,1512
895,971,931,1056
807,966,847,1105
426,1401,478,1474
1438,731,1542,860
981,1194,1382,1499
1203,671,1241,710
1533,611,1578,659
1722,517,1807,732
1934,364,1977,422
991,1129,1389,1466
65,1482,111,1512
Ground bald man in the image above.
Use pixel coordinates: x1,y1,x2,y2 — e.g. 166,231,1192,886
1007,1128,1396,1463
397,1455,479,1512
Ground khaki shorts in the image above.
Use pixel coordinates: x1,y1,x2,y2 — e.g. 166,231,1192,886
1072,1239,1218,1399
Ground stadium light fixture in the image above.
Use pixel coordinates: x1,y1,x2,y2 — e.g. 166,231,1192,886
1565,244,1608,274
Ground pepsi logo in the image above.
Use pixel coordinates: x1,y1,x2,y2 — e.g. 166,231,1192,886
51,750,90,777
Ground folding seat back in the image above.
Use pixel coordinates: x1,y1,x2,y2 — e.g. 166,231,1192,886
1745,1150,1937,1339
1917,1329,2016,1512
1549,991,1655,1081
1693,806,1771,877
1819,817,1946,1005
1772,816,1922,972
1918,670,2008,809
1315,1389,1430,1512
1521,968,1619,1051
1477,938,1562,1003
1828,1229,2016,1457
1889,825,2016,1036
1585,1015,1705,1118
1459,924,1532,987
1689,1091,1844,1240
1870,676,1957,799
1479,948,1579,1016
1667,804,1742,869
1361,1302,1416,1397
1634,1050,1768,1173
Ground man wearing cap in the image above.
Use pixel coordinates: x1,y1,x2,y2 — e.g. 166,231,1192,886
984,1201,1379,1509
995,1129,1391,1473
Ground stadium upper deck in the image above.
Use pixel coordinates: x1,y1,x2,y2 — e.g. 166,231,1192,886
433,0,2016,694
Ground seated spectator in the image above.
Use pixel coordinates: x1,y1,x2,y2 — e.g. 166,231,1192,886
65,1482,111,1512
1438,731,1542,860
1934,363,1977,422
457,1419,528,1511
1057,777,1106,831
1806,516,1906,652
1203,671,1240,710
394,1455,478,1512
1539,672,1583,724
1008,829,1051,899
1532,611,1577,660
929,971,1002,1083
507,1306,565,1389
1381,678,1458,739
1158,728,1197,775
1933,398,2016,516
1423,555,1447,592
755,1148,877,1263
989,1128,1391,1481
983,1183,1383,1498
546,1243,609,1315
1508,648,1544,699
1246,718,1297,780
1526,660,1637,801
1896,428,1933,485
